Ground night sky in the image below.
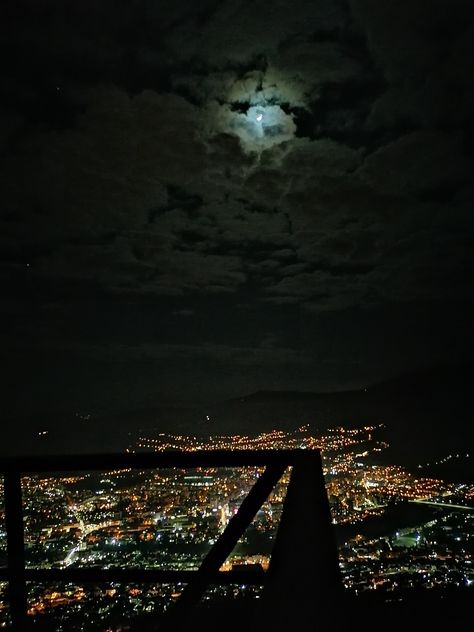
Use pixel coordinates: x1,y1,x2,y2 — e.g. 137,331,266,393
2,0,474,422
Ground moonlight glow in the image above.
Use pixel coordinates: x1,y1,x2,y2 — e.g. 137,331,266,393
210,102,298,151
205,80,300,152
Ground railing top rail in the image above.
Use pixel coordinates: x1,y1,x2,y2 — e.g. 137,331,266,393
0,448,319,473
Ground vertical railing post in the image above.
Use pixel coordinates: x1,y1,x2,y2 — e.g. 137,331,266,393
4,471,28,628
259,450,343,629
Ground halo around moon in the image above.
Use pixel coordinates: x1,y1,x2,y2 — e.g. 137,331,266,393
205,100,297,153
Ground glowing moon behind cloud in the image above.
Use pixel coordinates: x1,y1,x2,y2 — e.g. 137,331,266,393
202,72,300,153
205,101,297,152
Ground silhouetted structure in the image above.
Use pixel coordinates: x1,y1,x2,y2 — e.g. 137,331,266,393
1,449,342,630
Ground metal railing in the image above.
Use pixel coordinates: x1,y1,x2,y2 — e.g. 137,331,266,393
0,449,342,629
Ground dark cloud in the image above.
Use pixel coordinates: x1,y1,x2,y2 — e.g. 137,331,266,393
1,0,473,418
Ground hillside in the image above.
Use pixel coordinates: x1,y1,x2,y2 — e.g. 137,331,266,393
4,365,472,467
204,364,473,467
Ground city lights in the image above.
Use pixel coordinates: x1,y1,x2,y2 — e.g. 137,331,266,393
1,424,472,629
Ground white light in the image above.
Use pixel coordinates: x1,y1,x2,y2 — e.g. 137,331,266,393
256,112,263,122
